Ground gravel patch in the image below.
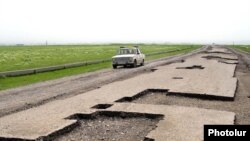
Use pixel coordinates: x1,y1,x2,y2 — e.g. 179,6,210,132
54,115,160,141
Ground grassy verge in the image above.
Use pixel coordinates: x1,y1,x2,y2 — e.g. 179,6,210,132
0,45,200,91
0,62,111,90
230,45,250,53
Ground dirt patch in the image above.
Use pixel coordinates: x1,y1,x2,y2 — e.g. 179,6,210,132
228,48,250,73
53,112,163,141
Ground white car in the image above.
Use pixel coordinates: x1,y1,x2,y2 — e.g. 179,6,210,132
112,46,145,69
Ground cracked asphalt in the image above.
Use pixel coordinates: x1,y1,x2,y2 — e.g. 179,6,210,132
0,45,249,141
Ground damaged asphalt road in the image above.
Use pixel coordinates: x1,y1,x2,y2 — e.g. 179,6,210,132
0,45,249,141
0,46,204,118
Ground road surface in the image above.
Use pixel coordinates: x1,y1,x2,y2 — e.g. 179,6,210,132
0,45,249,141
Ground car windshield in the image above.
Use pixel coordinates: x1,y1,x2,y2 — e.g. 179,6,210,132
118,48,136,55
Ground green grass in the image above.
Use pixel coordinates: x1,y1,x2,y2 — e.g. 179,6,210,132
230,45,250,53
0,62,111,90
0,44,195,72
145,47,200,60
0,45,200,90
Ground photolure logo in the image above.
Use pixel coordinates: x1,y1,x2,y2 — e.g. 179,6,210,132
204,125,250,141
208,129,247,137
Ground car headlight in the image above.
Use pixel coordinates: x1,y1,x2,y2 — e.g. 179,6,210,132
129,57,133,62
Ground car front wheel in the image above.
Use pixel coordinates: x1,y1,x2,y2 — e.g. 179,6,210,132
133,60,137,68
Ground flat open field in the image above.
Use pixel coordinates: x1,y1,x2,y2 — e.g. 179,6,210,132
0,45,200,90
231,45,250,53
0,44,198,72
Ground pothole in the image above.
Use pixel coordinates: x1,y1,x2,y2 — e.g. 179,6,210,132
150,68,158,72
53,111,163,141
204,51,233,55
218,60,238,64
163,59,185,66
115,89,168,102
174,59,185,63
176,65,204,70
180,59,185,63
202,55,238,61
115,90,234,106
91,104,113,109
202,55,239,65
172,77,183,79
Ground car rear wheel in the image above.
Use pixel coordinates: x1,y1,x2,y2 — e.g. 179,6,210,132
140,59,144,66
113,65,117,69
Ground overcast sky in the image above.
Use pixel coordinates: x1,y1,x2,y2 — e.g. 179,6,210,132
0,0,249,45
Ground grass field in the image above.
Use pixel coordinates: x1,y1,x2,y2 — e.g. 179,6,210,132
231,45,250,53
0,44,194,72
0,45,200,90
